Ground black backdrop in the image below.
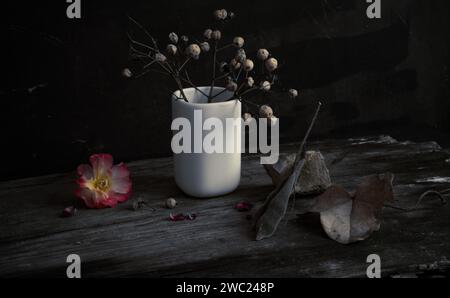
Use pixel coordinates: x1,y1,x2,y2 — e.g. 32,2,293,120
2,0,450,180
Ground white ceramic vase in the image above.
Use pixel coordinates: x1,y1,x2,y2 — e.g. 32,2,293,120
171,87,241,198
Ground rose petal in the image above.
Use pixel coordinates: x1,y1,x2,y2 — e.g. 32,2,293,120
108,191,131,203
111,163,130,179
169,213,187,221
62,206,77,218
76,176,92,188
76,188,114,209
235,201,253,212
111,163,132,194
111,178,132,194
77,164,93,180
75,188,99,209
90,154,114,176
97,197,119,208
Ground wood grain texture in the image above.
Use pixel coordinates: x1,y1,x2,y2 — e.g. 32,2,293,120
0,136,449,278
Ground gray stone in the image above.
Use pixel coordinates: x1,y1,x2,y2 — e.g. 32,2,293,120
264,151,332,196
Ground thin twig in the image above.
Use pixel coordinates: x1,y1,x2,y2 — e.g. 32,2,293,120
143,60,157,69
236,67,243,81
208,41,218,102
156,61,187,102
180,77,209,98
209,87,229,101
384,189,449,212
178,57,192,73
239,98,260,108
217,43,234,52
128,16,159,51
416,190,448,208
231,87,258,100
294,102,322,163
213,71,233,83
127,33,156,52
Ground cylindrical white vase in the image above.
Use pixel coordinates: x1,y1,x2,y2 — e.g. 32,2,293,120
171,87,241,198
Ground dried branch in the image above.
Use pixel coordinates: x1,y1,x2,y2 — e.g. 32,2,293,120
128,15,159,51
208,41,219,102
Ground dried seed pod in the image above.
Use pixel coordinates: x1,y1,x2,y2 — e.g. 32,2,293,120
180,35,189,43
246,76,255,87
259,105,274,118
166,44,177,55
155,53,167,63
260,81,271,92
204,29,213,40
200,42,210,52
122,68,133,78
229,58,241,70
243,59,254,72
233,36,245,48
243,112,253,123
186,44,201,58
211,30,222,40
235,49,246,63
226,81,238,92
214,9,228,20
169,32,179,44
265,58,278,72
257,49,270,61
165,198,177,209
289,88,299,99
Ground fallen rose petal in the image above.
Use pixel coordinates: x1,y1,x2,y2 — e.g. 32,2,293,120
62,206,77,218
169,213,185,221
235,201,253,212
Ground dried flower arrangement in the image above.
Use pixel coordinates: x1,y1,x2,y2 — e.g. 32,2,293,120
123,8,299,121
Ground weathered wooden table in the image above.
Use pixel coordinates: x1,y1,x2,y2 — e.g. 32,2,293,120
1,136,449,278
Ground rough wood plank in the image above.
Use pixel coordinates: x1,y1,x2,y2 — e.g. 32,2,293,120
0,136,449,277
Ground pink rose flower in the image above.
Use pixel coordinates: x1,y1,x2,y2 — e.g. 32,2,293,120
76,154,132,209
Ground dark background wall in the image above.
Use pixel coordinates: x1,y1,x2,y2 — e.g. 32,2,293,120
1,0,450,180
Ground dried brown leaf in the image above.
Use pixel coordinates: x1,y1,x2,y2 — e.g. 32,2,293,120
310,173,395,244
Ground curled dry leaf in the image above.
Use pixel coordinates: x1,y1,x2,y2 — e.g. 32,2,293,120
254,160,305,241
309,173,395,244
254,102,322,241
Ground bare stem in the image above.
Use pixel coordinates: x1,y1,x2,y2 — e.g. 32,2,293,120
156,61,187,102
239,98,260,107
128,16,159,51
217,43,234,52
178,57,192,73
181,75,209,98
294,101,322,162
209,88,229,102
143,60,157,69
127,33,156,52
208,42,218,102
237,87,258,98
213,71,233,83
